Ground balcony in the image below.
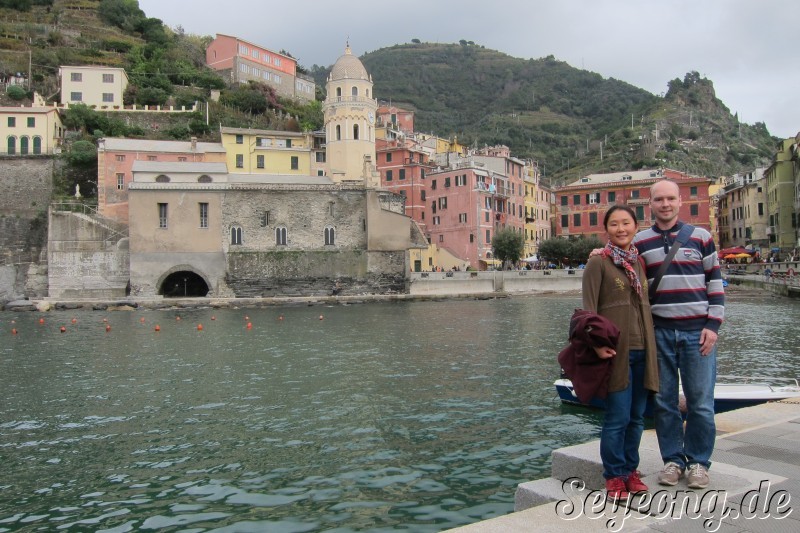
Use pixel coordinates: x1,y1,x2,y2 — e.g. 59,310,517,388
766,226,775,236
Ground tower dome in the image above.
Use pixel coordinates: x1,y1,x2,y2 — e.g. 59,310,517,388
329,45,370,81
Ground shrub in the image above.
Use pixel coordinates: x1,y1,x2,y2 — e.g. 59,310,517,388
6,85,27,100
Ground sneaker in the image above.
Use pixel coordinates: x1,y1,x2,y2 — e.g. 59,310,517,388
626,470,648,493
687,463,710,489
605,476,629,503
658,462,684,486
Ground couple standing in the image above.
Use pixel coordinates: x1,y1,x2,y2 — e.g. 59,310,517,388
582,178,724,502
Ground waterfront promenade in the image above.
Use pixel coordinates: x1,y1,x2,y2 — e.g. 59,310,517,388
448,399,800,532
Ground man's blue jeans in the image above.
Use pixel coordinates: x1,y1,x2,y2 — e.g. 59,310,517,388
653,327,716,469
600,349,648,479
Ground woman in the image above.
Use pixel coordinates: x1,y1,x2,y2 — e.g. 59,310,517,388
582,205,658,502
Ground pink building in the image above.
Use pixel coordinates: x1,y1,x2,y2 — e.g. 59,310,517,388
376,104,415,133
205,34,315,101
375,137,434,233
426,147,526,269
96,137,226,224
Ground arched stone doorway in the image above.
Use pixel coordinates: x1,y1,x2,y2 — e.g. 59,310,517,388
159,271,209,298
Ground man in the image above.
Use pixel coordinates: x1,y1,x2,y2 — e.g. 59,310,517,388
634,179,724,489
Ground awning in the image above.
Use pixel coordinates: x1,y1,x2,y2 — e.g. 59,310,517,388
523,255,539,262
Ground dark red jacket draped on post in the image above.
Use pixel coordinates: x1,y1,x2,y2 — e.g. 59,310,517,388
557,309,620,404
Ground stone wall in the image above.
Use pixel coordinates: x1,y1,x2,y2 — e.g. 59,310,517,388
0,156,56,216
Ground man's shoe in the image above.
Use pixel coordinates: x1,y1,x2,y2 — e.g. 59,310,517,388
657,462,684,486
626,470,648,493
605,477,629,503
687,464,710,489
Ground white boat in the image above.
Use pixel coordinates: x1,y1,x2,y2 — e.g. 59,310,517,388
554,376,800,415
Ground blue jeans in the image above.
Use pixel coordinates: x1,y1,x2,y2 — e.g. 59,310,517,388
653,327,716,469
600,349,649,479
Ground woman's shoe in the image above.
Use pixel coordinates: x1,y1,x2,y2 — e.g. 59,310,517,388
626,470,648,493
605,477,629,503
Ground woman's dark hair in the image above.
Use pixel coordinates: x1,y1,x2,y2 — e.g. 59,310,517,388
603,204,637,229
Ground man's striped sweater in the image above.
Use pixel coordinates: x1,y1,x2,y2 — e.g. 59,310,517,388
634,221,725,333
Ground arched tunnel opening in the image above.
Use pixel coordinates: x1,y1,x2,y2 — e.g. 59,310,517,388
159,271,209,298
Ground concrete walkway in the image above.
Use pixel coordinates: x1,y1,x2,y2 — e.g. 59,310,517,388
448,399,800,532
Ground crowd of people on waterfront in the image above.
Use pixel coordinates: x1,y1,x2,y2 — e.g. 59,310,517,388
559,178,723,502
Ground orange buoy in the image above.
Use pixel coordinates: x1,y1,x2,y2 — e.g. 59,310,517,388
38,318,45,324
176,316,181,321
246,322,252,329
102,318,108,323
211,316,216,320
197,324,203,331
71,318,77,324
319,315,324,320
105,324,111,332
244,315,249,321
154,325,161,332
278,315,284,321
11,328,17,335
60,326,66,333
140,317,146,323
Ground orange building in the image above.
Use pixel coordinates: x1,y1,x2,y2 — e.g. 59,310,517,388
555,169,712,240
205,34,315,101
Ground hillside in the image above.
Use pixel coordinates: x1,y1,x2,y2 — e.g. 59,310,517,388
2,2,780,184
315,42,779,183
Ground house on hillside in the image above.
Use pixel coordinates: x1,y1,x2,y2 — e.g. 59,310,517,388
205,34,315,102
1,105,64,155
59,66,129,108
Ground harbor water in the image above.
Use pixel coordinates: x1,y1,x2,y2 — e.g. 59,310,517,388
1,292,799,531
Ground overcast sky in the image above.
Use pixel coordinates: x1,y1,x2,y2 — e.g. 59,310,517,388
138,0,798,139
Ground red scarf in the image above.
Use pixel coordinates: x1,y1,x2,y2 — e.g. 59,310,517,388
602,242,642,296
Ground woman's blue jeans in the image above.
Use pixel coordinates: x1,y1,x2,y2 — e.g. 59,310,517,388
600,349,648,479
653,327,716,469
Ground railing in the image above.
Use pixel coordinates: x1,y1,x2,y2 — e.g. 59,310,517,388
50,202,128,241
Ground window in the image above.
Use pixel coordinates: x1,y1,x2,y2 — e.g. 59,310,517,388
70,72,82,82
32,136,41,154
445,177,451,188
353,124,359,140
324,226,335,245
260,211,270,227
116,173,124,190
351,87,358,97
336,125,341,141
7,136,15,155
148,155,157,161
291,156,299,170
275,226,287,246
459,213,467,223
158,203,168,228
198,175,212,183
236,154,244,168
589,212,598,226
690,186,698,196
155,174,170,183
587,192,599,204
561,196,568,206
102,93,114,103
561,214,568,228
631,190,640,199
485,211,490,222
70,92,82,102
573,195,580,205
420,190,426,201
230,226,242,245
116,155,125,162
470,234,474,243
236,134,243,144
257,155,264,169
690,204,699,216
573,213,581,227
385,170,393,181
7,117,15,127
316,152,326,162
27,117,35,128
285,139,292,148
433,216,440,225
399,169,405,180
486,229,491,243
431,179,436,190
386,153,393,162
758,203,764,216
608,191,616,203
102,73,114,83
439,235,444,243
20,136,28,155
635,206,645,220
199,203,209,228
178,157,187,162
438,197,447,209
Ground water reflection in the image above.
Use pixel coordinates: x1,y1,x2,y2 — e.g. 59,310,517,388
0,292,797,531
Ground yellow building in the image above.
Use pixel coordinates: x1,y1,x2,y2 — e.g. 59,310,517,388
59,66,129,108
1,105,64,155
220,127,316,176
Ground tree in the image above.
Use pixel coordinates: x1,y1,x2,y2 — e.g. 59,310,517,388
537,237,571,266
491,228,524,265
568,236,605,265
